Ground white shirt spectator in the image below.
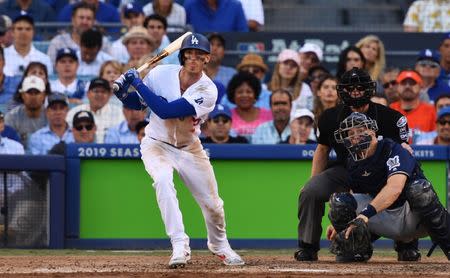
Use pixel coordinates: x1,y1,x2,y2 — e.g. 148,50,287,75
290,83,314,114
66,103,125,143
4,45,53,76
143,2,186,32
76,50,113,76
238,0,264,26
403,0,450,32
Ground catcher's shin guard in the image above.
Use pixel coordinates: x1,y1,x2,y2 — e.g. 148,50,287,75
406,179,450,259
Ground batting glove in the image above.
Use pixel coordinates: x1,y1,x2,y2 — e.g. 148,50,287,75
125,68,142,87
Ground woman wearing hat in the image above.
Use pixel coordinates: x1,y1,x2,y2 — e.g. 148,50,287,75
122,26,152,69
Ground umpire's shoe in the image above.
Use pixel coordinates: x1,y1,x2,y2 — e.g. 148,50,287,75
294,248,318,261
395,240,421,261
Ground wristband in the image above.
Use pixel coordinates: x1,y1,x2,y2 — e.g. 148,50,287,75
359,204,377,219
131,77,143,88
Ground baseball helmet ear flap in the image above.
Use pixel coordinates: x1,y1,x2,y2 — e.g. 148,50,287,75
178,33,211,65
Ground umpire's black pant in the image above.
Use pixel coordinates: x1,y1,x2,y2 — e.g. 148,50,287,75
297,165,349,249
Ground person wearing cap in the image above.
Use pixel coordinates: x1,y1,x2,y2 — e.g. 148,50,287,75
251,89,292,144
223,53,271,109
28,93,73,155
356,35,386,82
380,66,400,104
284,108,316,145
438,33,450,87
390,70,437,143
268,49,313,112
418,106,450,145
0,0,55,23
0,110,23,154
435,94,450,114
298,43,323,81
144,14,180,65
3,14,52,76
47,2,111,65
184,0,248,32
5,75,47,146
201,104,248,144
122,26,152,70
403,0,450,32
143,0,186,33
0,15,13,48
66,77,124,143
104,104,147,144
204,33,237,89
50,48,86,105
76,29,113,76
415,49,450,102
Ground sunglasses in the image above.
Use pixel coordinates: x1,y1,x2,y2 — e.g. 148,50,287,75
74,124,94,131
438,120,450,126
212,117,230,124
383,80,397,89
340,85,366,92
417,60,440,68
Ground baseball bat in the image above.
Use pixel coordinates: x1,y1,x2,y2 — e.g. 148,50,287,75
112,31,193,93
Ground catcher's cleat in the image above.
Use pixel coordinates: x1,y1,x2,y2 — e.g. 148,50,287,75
395,240,421,262
168,248,191,269
294,248,318,261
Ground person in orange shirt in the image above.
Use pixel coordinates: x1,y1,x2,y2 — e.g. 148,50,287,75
390,70,437,143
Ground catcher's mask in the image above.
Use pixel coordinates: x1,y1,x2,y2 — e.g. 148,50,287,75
334,112,378,161
336,67,376,108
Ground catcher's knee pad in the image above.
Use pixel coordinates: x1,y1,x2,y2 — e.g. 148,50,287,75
406,179,437,211
329,192,357,232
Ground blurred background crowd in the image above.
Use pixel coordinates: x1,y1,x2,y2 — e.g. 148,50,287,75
0,0,449,156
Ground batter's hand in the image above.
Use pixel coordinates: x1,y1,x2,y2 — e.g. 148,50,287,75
125,68,140,84
326,225,337,240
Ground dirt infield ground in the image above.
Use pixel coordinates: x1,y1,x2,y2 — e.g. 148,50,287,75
0,249,449,277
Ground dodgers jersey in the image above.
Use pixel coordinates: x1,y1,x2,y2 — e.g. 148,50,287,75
142,65,218,147
347,138,425,209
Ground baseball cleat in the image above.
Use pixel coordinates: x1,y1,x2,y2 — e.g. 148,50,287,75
213,248,245,266
168,248,191,269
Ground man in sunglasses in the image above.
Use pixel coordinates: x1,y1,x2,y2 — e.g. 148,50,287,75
295,67,415,262
201,104,248,144
414,49,450,103
416,106,450,145
380,67,400,104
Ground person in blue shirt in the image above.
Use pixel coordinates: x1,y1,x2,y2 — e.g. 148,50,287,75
438,33,450,87
104,104,147,144
0,0,56,23
204,33,237,89
184,0,248,32
0,45,20,109
327,112,450,262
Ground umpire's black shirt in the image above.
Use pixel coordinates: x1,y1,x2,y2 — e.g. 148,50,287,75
316,102,409,166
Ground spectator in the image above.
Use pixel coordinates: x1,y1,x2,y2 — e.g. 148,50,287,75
403,0,450,32
9,62,51,111
221,53,270,109
57,0,120,26
143,0,186,32
0,45,20,107
227,72,272,139
435,94,450,113
306,65,330,96
5,75,47,146
144,14,179,65
268,49,313,112
356,35,386,82
336,46,366,80
122,26,152,70
371,94,388,106
49,110,97,155
77,29,113,76
0,15,13,48
0,110,24,154
313,75,339,120
99,60,123,106
284,108,316,144
416,106,450,145
390,70,437,143
47,2,110,65
238,0,264,32
299,43,323,82
0,0,56,23
415,49,450,102
380,67,400,104
439,33,450,86
201,104,248,144
50,48,86,105
4,14,52,76
251,89,292,144
135,119,148,143
203,33,236,89
28,93,73,155
104,104,147,144
184,0,248,32
110,3,145,64
66,77,124,143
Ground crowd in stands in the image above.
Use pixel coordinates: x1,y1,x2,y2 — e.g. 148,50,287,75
0,0,449,156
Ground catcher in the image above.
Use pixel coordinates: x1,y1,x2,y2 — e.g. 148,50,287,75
327,112,450,262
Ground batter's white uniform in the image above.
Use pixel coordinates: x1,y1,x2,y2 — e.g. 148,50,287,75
140,64,230,253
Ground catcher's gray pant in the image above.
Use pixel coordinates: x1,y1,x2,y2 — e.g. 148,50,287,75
354,194,428,241
298,165,349,247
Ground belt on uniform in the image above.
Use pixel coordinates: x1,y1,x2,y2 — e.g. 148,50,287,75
150,137,188,149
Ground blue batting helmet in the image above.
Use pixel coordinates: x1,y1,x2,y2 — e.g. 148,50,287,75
178,33,210,65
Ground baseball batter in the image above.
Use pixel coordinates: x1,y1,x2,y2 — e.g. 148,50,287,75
113,33,244,268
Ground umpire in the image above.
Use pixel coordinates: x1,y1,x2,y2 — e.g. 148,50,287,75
295,67,417,261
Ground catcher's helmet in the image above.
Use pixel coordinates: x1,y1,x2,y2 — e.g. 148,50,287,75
336,67,376,108
334,112,378,161
178,33,210,65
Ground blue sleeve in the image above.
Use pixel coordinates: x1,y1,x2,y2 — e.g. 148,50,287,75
235,2,249,32
386,143,415,177
213,80,226,104
133,80,196,119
